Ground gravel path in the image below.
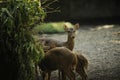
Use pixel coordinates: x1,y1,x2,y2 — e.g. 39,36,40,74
40,25,120,80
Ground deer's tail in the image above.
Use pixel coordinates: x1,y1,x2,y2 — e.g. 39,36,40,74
76,53,88,70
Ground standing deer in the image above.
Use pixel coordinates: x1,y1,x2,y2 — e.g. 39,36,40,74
39,47,77,80
38,47,88,80
38,23,79,80
39,23,79,51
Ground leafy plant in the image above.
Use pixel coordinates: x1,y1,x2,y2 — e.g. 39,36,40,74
0,0,45,80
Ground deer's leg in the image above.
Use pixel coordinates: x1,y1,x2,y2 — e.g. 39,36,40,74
63,68,75,80
76,67,88,80
42,71,49,80
61,70,66,80
48,72,51,80
68,68,75,80
58,70,61,80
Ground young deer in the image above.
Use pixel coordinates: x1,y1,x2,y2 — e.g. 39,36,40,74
38,47,88,80
38,47,77,80
39,23,79,51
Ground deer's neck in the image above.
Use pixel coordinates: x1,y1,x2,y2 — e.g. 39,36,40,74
66,36,74,51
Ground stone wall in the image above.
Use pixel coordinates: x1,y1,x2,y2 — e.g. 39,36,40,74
69,0,119,19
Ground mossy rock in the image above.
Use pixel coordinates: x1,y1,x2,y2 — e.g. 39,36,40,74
33,22,73,34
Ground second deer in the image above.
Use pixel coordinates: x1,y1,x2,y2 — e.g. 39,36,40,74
39,23,79,51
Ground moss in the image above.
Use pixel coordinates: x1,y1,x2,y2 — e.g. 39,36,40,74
33,22,73,34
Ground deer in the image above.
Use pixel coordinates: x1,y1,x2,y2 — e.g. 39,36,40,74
38,23,88,80
39,23,80,51
38,47,88,80
38,23,79,79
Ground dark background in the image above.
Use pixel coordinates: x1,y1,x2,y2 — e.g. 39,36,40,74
45,0,120,24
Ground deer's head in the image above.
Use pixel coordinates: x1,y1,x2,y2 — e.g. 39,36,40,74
64,23,79,39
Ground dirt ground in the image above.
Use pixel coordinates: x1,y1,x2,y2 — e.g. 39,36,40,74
40,25,120,80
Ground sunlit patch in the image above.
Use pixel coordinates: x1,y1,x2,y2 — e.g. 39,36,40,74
97,25,114,29
112,32,120,35
109,40,120,44
91,25,114,30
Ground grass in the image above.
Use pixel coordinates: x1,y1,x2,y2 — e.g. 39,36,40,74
32,22,73,34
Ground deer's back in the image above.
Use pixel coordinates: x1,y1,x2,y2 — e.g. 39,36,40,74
39,38,74,51
40,38,64,47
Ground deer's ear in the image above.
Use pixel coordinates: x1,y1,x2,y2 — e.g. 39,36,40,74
64,24,68,31
74,23,79,30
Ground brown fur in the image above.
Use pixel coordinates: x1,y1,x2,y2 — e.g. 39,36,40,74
38,47,88,80
38,47,77,80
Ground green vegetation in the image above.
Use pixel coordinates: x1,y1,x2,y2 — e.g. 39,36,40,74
0,0,45,80
33,22,73,34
